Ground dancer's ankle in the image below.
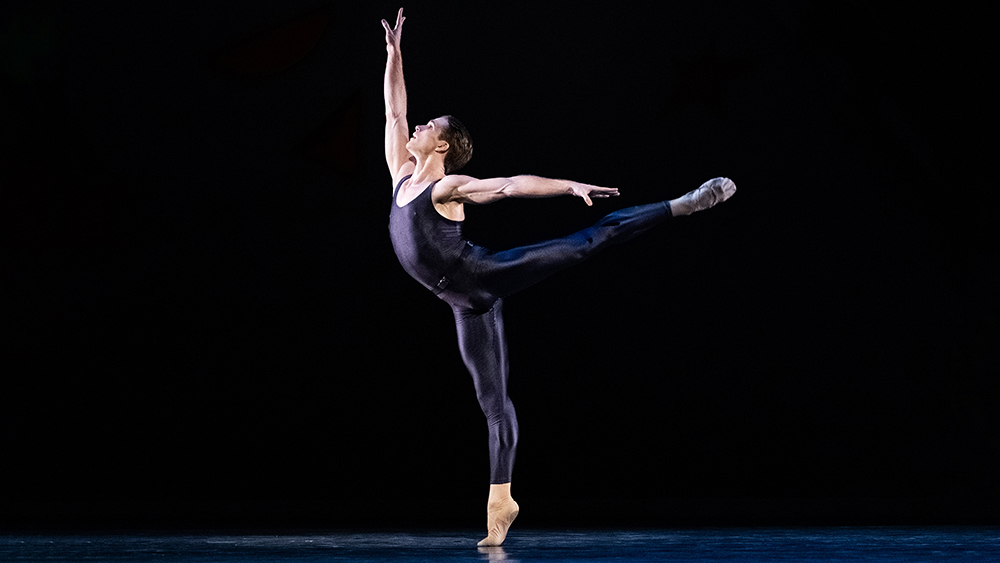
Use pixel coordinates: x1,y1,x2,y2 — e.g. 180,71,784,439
487,482,513,506
667,198,691,216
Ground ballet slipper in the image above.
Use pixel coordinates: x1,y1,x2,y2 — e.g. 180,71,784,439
673,177,737,215
477,483,519,547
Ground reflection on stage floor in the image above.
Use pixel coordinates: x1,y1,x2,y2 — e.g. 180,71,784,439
3,527,999,562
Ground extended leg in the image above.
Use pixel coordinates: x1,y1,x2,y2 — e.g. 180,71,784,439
475,200,672,299
473,177,736,299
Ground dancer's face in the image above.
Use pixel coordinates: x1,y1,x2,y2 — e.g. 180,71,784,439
407,117,449,156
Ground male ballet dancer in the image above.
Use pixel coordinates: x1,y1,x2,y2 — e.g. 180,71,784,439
382,8,735,546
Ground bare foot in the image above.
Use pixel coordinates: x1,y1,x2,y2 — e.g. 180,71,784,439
477,497,519,547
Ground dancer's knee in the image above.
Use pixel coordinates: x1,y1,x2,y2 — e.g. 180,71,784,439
478,395,516,426
476,393,506,420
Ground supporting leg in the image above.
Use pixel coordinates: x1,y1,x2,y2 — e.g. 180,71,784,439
453,300,519,485
452,300,521,546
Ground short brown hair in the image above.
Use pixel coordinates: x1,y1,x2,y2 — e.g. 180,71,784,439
440,115,473,174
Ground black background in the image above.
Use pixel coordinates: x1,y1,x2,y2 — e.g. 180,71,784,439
3,1,996,529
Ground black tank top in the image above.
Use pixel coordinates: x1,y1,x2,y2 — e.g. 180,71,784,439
388,175,468,293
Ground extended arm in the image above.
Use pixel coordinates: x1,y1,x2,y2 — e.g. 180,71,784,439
444,175,620,206
383,8,412,187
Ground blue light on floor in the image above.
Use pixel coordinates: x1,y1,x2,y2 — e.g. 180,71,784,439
2,528,999,562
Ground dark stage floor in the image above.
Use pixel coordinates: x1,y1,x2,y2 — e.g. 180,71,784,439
3,528,999,562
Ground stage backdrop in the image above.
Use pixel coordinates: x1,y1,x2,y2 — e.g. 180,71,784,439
3,1,996,528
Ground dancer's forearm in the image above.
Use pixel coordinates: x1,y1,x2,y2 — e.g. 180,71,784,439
503,175,618,206
503,176,575,198
384,47,406,120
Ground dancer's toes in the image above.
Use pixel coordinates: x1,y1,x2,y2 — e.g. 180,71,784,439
714,177,737,201
477,498,519,547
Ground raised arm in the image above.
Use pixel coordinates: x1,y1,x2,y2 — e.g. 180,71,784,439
441,175,620,206
383,8,414,188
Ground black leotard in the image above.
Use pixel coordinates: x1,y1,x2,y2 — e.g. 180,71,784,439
388,175,470,295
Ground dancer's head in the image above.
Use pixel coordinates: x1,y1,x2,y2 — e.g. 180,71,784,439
407,115,473,174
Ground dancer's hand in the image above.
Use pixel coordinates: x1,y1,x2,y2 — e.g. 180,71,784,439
569,182,619,206
382,8,405,51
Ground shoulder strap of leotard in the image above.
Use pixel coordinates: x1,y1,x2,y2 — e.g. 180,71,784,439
393,174,413,200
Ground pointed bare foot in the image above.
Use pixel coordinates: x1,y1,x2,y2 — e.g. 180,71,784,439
477,497,519,547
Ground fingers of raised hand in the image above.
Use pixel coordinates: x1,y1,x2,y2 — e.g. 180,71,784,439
383,8,404,37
